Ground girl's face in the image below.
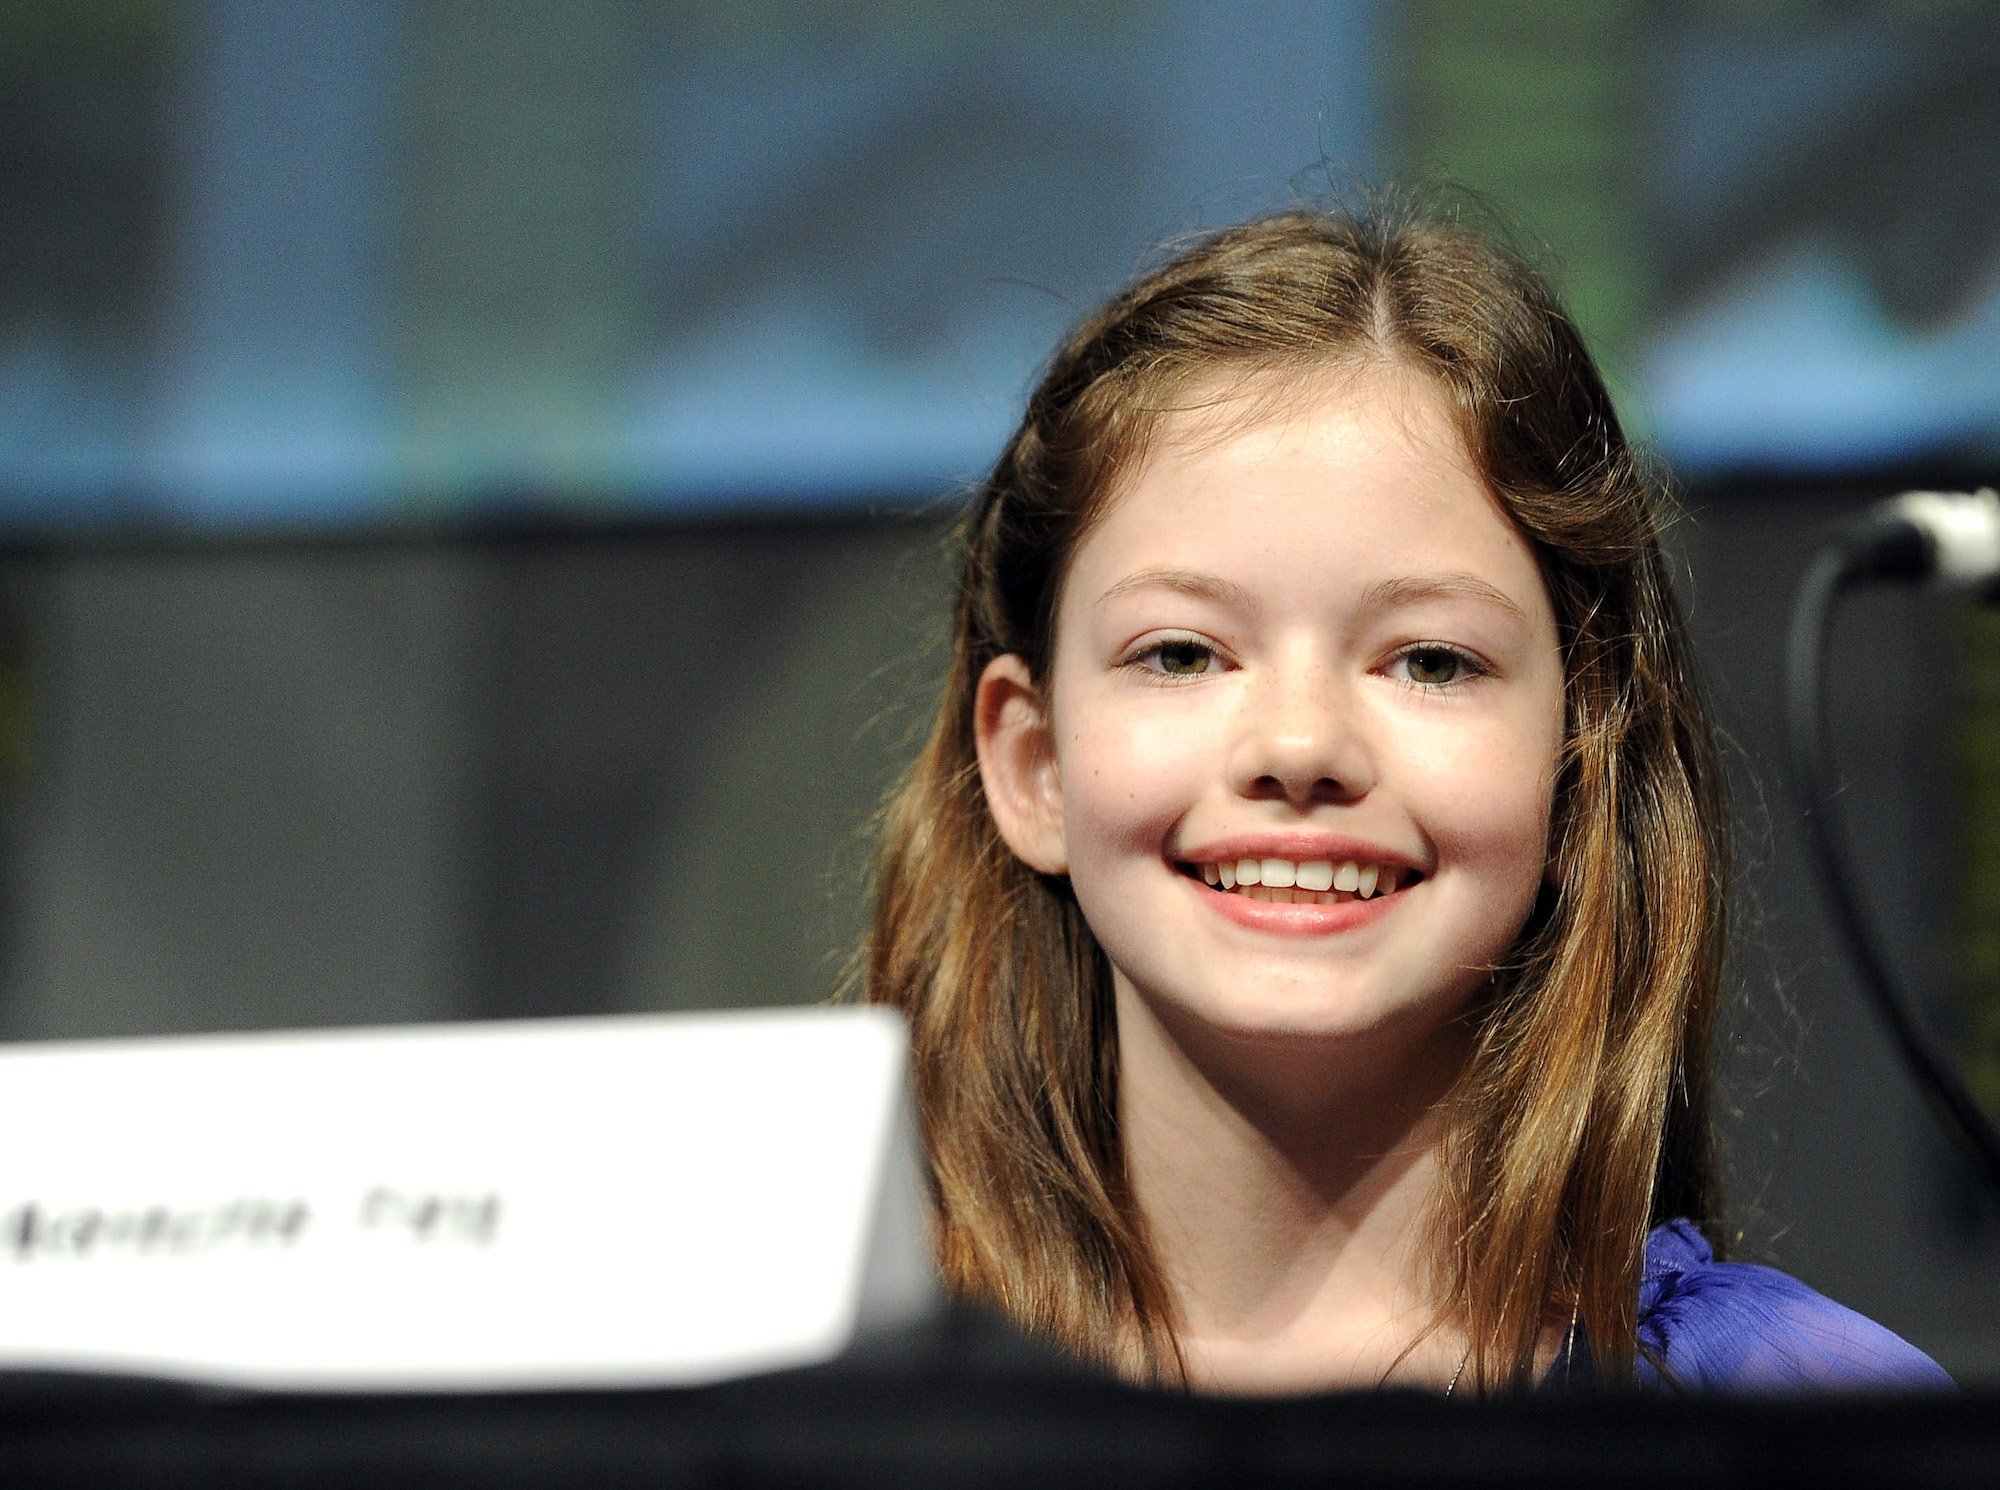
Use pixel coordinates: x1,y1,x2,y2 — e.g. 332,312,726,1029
978,366,1566,1069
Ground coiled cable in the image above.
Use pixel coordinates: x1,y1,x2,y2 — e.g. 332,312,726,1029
1782,496,2000,1199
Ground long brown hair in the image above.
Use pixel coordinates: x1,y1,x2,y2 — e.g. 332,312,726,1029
859,203,1728,1390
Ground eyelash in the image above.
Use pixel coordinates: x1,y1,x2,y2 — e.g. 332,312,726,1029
1120,636,1493,690
1123,633,1225,682
1386,642,1491,691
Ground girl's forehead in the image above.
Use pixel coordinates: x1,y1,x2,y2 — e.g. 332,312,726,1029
1074,364,1513,575
1038,360,1564,671
1121,360,1473,478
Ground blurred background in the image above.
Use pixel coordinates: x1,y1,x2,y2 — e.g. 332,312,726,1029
2,0,1996,1376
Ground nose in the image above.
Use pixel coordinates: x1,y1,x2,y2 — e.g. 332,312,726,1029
1227,659,1375,805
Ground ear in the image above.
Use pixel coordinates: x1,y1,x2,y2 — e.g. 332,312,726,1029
973,653,1068,875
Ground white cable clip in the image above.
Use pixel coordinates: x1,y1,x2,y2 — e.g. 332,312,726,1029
1886,487,2000,595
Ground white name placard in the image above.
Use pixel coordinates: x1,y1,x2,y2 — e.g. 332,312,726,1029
0,1005,937,1390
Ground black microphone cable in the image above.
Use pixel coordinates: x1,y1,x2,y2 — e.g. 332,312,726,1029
1784,487,2000,1200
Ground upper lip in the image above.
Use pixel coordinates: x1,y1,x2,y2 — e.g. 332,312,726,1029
1172,834,1424,872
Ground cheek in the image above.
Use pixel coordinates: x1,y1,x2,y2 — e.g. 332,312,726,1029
1057,688,1214,831
1408,724,1560,875
1059,720,1188,850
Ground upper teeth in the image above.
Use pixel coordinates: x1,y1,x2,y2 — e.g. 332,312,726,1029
1198,858,1397,897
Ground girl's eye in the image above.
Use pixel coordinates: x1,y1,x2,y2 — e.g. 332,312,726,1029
1392,645,1483,688
1130,637,1220,678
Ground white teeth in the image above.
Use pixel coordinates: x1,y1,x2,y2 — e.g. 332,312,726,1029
1197,856,1405,898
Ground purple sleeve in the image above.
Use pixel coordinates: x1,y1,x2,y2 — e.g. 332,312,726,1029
1635,1220,1955,1393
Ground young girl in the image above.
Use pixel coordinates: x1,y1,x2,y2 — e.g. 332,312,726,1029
860,204,1952,1395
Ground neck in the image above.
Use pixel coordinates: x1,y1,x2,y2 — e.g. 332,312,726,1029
1116,986,1472,1395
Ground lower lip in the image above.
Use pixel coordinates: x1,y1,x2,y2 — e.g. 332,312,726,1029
1181,872,1406,935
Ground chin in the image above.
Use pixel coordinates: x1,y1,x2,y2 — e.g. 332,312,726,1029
1219,1007,1452,1050
1166,985,1477,1056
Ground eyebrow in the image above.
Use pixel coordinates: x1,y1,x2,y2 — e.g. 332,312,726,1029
1358,572,1531,622
1094,567,1254,610
1095,566,1531,621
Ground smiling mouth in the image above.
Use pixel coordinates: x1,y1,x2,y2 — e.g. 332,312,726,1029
1178,856,1420,904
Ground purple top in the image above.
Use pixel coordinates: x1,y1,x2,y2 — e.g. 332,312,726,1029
1632,1219,1954,1392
